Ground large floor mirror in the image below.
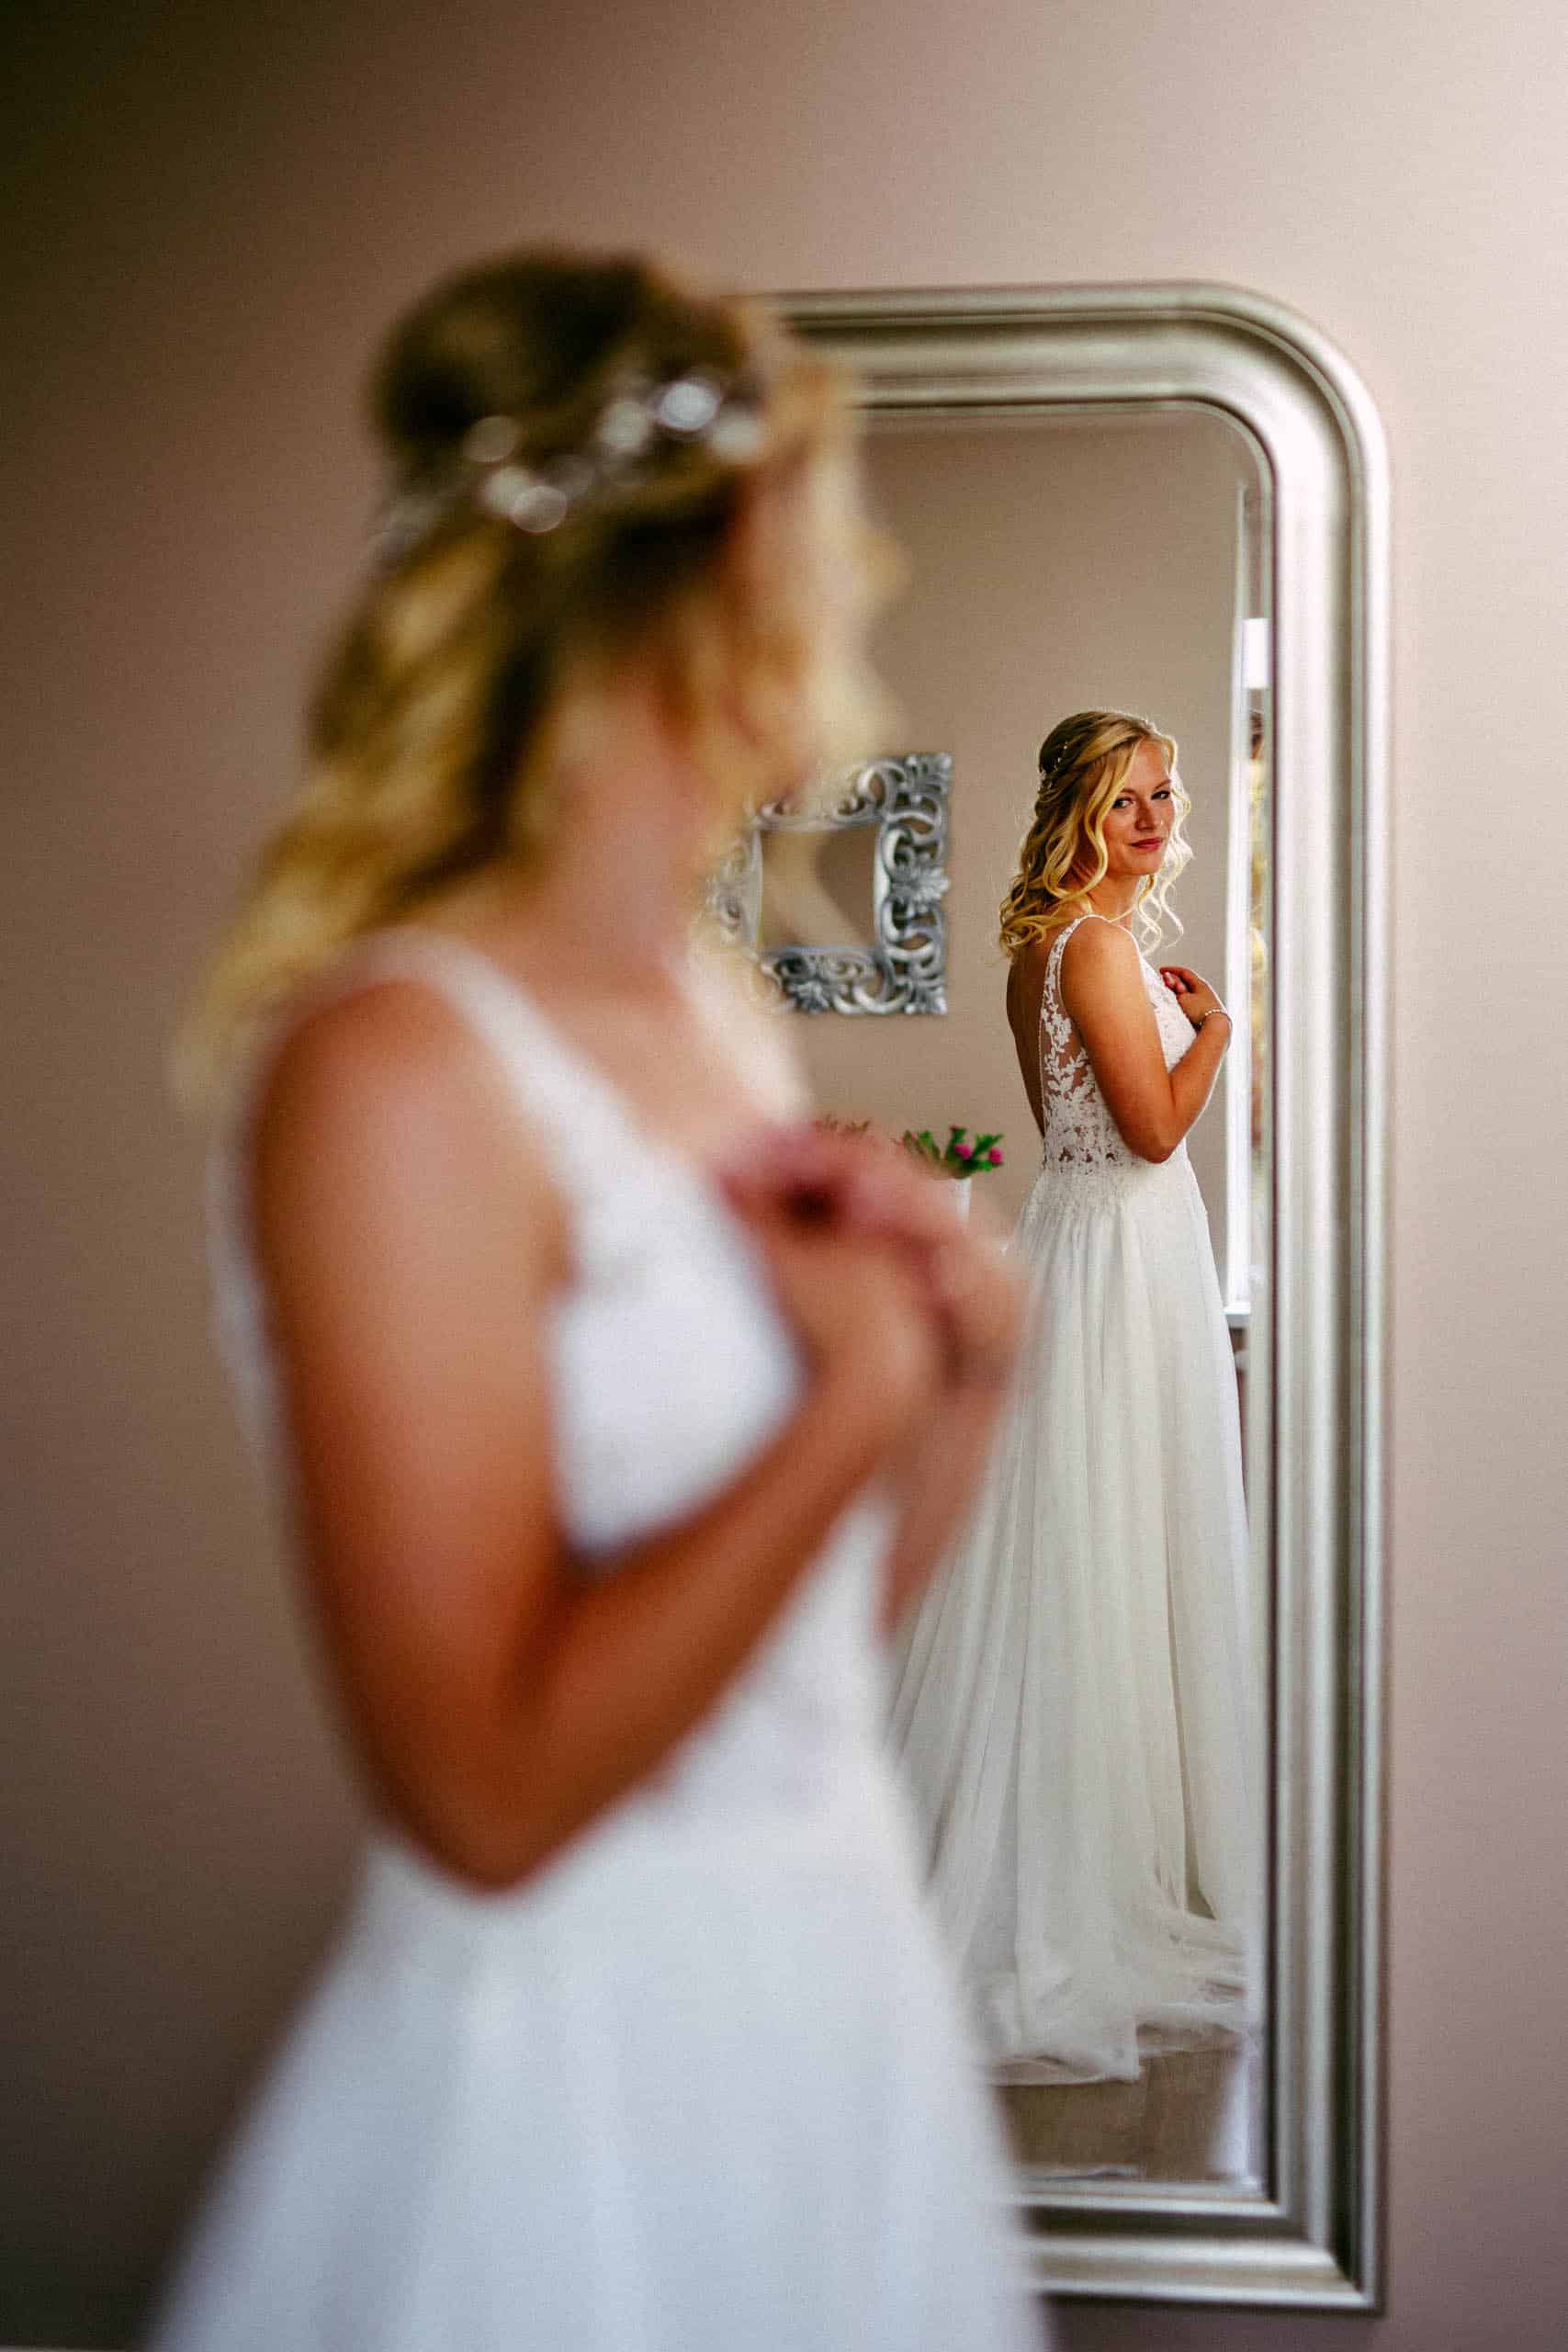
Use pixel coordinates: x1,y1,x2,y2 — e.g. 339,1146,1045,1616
739,286,1388,2310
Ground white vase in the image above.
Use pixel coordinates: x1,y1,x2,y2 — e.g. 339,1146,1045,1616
950,1179,973,1222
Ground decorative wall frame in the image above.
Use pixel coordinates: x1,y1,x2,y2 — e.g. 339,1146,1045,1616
705,753,952,1012
779,283,1389,2313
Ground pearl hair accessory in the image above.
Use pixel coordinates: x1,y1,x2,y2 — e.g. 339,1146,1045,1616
369,368,769,568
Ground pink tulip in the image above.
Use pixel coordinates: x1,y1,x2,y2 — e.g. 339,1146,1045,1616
987,1147,1004,1165
954,1139,975,1159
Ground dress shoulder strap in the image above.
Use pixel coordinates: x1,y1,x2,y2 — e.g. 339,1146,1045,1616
1043,912,1092,1009
330,929,623,1185
217,928,638,1306
207,928,635,1471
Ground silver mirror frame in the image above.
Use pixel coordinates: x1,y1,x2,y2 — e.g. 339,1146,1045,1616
781,284,1388,2312
707,752,953,1012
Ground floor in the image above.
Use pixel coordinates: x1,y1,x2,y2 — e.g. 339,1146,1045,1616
997,2037,1260,2184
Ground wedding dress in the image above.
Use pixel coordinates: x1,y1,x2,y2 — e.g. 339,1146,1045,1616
890,914,1257,2086
150,931,1041,2351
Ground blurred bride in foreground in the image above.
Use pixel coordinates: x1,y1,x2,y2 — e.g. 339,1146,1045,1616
151,249,1043,2349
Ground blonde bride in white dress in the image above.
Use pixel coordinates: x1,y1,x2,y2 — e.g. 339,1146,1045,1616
891,710,1256,2087
150,251,1042,2349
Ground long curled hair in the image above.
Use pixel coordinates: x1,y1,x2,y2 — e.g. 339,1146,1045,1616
998,707,1190,959
176,248,886,1102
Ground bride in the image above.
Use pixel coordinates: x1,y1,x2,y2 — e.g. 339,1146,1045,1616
890,708,1256,2086
149,249,1041,2348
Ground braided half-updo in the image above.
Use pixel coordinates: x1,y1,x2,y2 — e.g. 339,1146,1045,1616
997,707,1190,960
176,248,878,1103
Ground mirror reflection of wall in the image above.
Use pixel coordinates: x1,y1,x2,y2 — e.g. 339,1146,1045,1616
757,824,880,952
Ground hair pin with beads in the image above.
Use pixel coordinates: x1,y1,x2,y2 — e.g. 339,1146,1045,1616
369,368,769,569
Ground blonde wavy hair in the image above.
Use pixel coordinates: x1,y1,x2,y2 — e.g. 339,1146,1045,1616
175,248,889,1103
998,708,1190,960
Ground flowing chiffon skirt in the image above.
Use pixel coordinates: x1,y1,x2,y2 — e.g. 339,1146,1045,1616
891,1153,1258,2085
149,1760,1039,2350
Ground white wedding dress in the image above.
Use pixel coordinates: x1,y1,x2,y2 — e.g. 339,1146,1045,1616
149,931,1041,2352
890,914,1257,2086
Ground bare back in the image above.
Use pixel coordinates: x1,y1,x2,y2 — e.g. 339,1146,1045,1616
1005,946,1050,1136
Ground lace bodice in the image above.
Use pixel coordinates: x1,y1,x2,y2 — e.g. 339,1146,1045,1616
209,930,889,1815
1037,914,1196,1184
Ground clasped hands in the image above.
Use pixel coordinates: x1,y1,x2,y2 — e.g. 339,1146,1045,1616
715,1122,1023,1405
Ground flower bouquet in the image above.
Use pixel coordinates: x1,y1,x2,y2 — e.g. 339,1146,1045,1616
897,1125,1005,1182
811,1116,1004,1222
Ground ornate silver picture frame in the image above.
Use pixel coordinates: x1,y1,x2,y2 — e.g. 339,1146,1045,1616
705,753,952,1013
780,284,1389,2313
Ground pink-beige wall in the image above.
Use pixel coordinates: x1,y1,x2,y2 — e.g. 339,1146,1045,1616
6,3,1568,2345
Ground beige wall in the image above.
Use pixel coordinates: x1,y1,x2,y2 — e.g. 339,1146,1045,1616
797,415,1246,1238
6,2,1568,2345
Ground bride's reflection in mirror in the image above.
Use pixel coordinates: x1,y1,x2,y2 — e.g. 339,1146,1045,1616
889,709,1257,2153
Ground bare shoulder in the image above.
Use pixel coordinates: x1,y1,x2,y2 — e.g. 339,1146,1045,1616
1004,942,1046,1026
1066,917,1142,992
1061,914,1140,972
249,978,563,1277
254,978,501,1180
